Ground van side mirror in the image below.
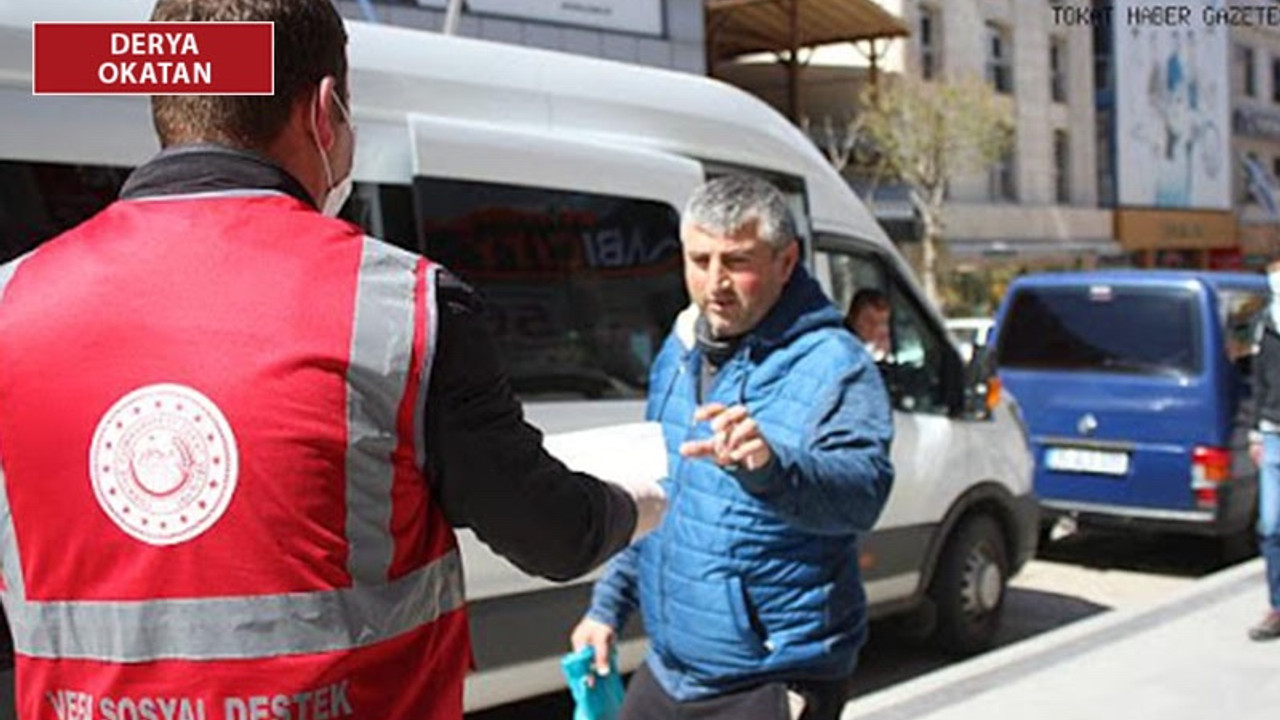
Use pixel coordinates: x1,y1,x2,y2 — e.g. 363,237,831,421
961,345,997,420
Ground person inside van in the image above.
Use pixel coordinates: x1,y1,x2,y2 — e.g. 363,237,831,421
846,287,892,362
1248,258,1280,641
569,175,894,720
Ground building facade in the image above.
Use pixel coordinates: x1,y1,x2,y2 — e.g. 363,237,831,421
1230,3,1280,268
913,0,1111,275
717,0,1113,313
334,0,705,74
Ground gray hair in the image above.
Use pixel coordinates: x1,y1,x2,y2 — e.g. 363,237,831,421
681,175,797,251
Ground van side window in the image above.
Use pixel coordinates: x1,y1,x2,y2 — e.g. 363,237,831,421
414,177,687,400
824,248,885,306
885,277,950,414
705,165,812,259
342,182,418,253
0,160,131,263
817,244,951,415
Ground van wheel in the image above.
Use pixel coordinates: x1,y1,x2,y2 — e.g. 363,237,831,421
929,515,1008,656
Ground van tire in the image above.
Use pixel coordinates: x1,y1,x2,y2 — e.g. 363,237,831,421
929,515,1008,656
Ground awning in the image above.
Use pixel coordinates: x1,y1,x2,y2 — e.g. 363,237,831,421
706,0,909,60
705,0,909,121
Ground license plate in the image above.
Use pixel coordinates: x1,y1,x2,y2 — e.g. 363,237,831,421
1044,446,1130,476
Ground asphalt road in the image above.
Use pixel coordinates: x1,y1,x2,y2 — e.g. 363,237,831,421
469,528,1242,719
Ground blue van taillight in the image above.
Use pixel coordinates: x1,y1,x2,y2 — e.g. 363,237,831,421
1191,446,1231,509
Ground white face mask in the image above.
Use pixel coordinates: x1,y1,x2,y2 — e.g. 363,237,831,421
322,167,354,219
311,88,355,218
1269,271,1280,296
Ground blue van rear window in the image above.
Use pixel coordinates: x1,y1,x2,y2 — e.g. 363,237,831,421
997,286,1201,375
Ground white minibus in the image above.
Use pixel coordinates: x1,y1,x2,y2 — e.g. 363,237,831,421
0,0,1035,710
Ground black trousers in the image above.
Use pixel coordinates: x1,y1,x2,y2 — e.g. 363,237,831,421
619,663,853,720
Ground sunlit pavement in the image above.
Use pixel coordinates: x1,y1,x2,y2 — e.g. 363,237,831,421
841,558,1280,720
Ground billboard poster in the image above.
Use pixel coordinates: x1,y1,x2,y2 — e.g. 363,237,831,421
1114,0,1230,209
416,0,664,36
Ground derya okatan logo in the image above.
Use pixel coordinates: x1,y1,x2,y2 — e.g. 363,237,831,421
32,22,273,95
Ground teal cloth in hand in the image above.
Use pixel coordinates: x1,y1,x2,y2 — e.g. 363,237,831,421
561,646,625,720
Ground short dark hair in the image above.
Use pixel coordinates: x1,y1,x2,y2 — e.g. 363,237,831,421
848,288,889,319
149,0,348,151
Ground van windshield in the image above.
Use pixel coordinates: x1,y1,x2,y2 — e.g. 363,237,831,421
996,285,1202,375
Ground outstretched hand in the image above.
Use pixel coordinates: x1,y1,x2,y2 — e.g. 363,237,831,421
679,403,773,472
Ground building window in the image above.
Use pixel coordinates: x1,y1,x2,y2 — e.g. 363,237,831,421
1049,36,1067,103
986,22,1013,94
1273,156,1280,182
1239,45,1256,97
1054,130,1071,204
1272,56,1280,103
919,5,939,80
1096,110,1114,205
1092,1,1111,92
1243,152,1261,203
988,145,1017,202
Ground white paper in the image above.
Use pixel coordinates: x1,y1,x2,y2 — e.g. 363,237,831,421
542,421,668,490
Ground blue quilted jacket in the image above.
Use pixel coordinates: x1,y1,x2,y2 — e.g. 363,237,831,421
585,267,894,701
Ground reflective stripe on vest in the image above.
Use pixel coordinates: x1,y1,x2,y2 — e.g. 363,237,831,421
345,237,420,585
0,256,29,598
0,234,464,662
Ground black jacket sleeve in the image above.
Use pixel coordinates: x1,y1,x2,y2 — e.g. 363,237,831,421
425,271,637,582
1249,331,1265,433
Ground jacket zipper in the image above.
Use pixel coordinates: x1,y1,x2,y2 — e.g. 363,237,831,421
657,349,695,667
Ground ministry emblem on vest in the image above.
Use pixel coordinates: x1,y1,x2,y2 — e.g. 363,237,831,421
89,383,239,546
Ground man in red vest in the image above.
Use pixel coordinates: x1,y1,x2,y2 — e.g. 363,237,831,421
0,1,662,718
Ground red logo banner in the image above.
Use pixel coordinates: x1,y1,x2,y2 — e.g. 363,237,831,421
33,22,274,95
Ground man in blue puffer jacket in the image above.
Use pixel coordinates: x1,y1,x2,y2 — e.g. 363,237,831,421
571,175,894,720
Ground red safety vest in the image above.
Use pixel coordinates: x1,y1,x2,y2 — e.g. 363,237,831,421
0,190,470,720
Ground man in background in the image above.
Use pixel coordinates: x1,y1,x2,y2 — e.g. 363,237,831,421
846,287,893,362
1248,258,1280,641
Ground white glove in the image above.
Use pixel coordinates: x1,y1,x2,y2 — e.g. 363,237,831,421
615,476,667,543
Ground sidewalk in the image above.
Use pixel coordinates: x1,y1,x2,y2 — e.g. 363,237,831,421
841,558,1280,720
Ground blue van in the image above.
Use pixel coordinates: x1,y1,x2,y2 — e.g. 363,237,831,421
991,270,1267,547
